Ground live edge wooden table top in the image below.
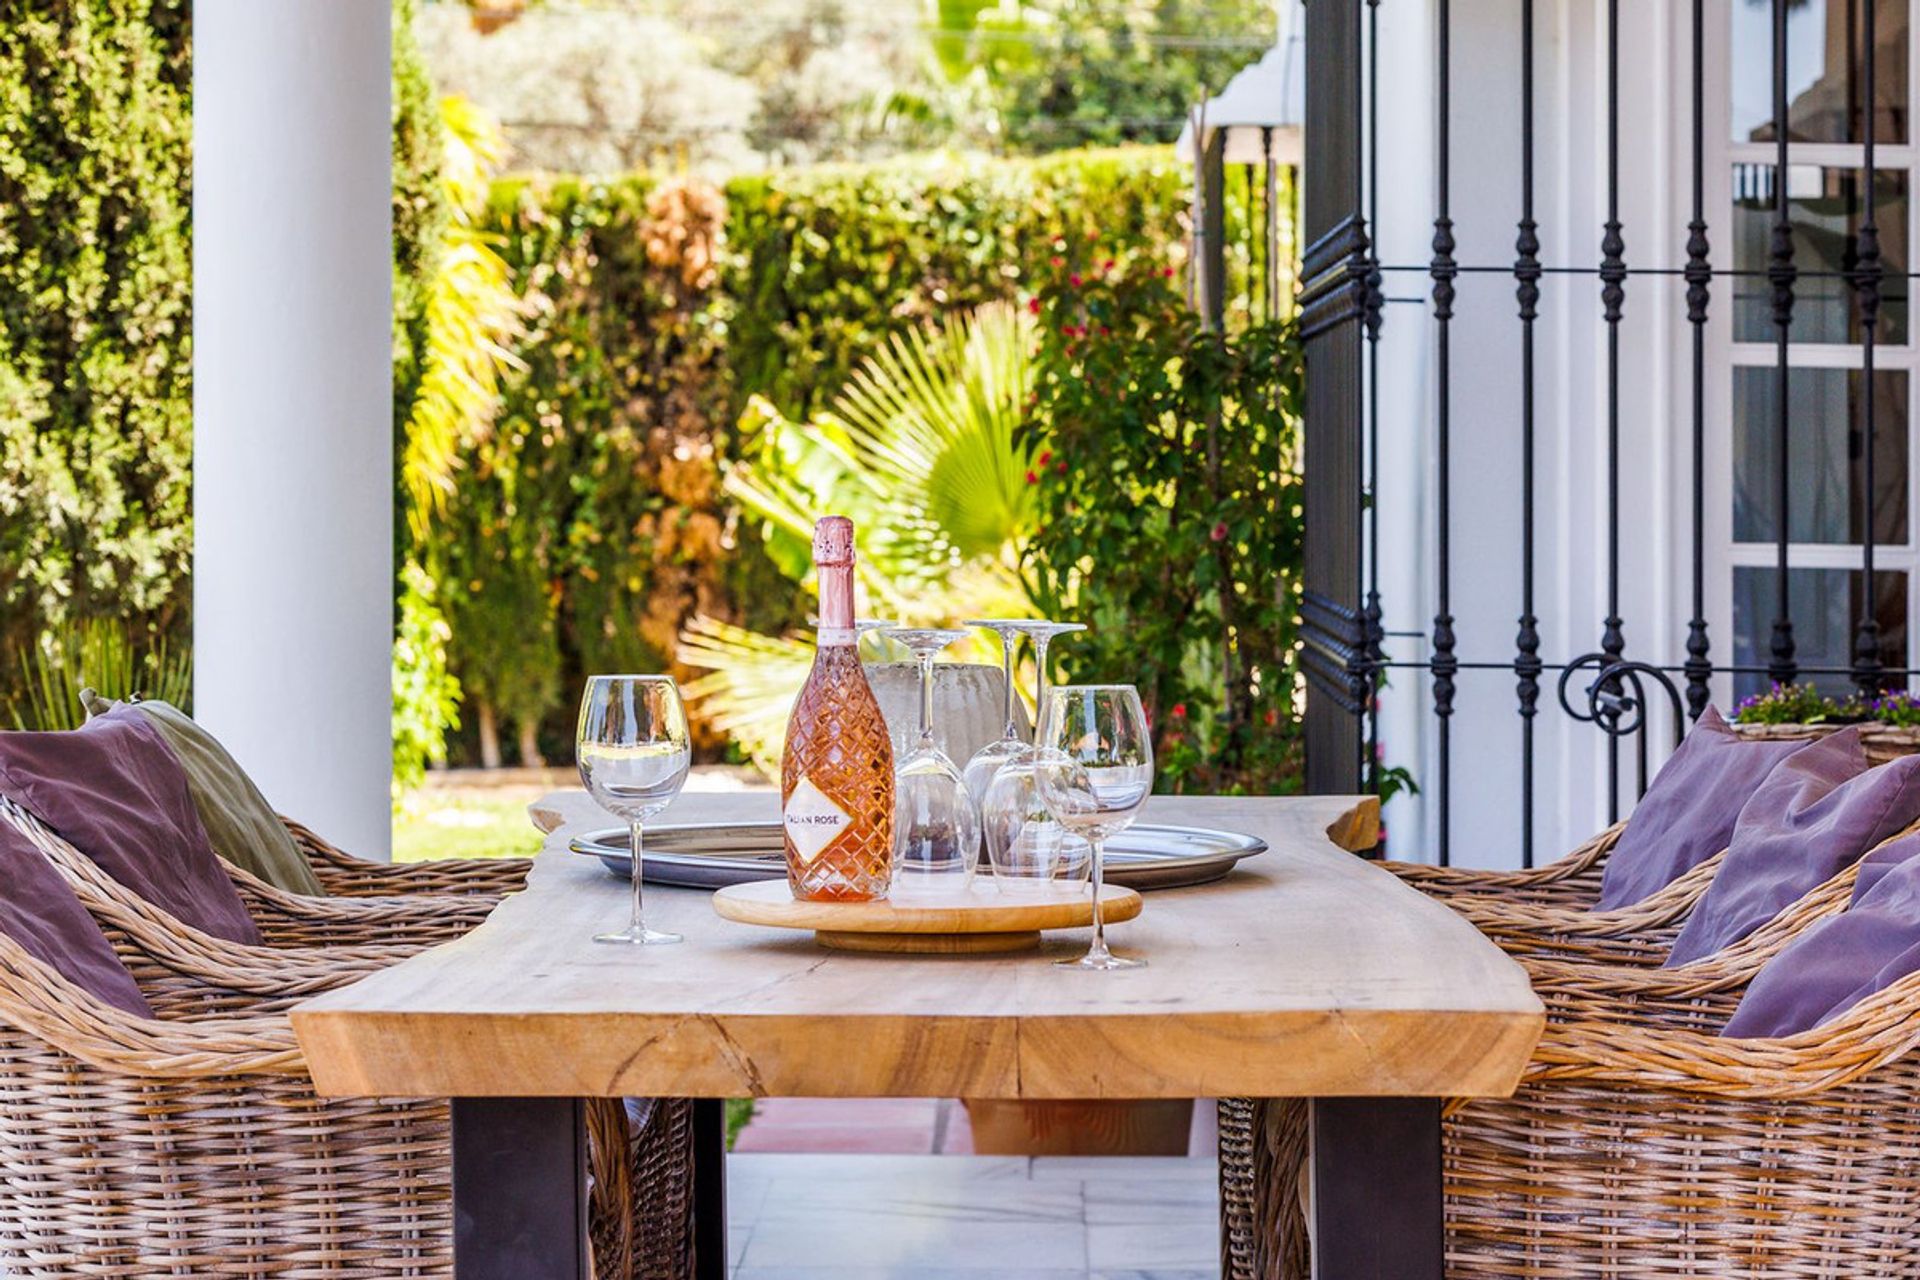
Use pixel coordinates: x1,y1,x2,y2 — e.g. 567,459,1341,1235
289,791,1543,1280
292,791,1541,1103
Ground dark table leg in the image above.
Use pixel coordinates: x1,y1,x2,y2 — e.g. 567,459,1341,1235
692,1098,729,1280
1308,1097,1443,1280
452,1097,589,1280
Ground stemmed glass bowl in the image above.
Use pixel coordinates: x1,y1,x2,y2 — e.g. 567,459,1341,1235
577,675,692,945
882,627,980,897
1033,684,1153,969
966,620,1087,886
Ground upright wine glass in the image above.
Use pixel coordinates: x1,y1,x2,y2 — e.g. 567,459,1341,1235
1033,684,1154,970
577,675,692,945
883,626,980,897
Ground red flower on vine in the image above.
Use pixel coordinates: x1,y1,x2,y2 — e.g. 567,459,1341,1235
1027,296,1041,314
1025,470,1039,485
1038,449,1053,466
1210,522,1228,542
1050,255,1064,267
1162,266,1176,278
1069,273,1083,287
1171,703,1187,719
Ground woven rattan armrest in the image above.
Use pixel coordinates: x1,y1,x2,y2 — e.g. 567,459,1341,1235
1526,967,1920,1097
286,817,534,898
1454,846,1727,937
1385,822,1625,905
222,861,496,948
0,940,304,1078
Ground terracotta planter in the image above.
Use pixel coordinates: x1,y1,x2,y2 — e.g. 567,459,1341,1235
962,1098,1195,1156
1730,720,1920,767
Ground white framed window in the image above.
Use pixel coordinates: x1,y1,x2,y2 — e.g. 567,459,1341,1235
1712,0,1918,700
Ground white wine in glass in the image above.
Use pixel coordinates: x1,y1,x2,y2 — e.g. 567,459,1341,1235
578,675,692,945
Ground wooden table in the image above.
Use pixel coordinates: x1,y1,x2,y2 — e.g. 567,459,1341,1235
292,791,1543,1280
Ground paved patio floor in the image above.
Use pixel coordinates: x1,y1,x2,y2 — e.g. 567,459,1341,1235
726,1152,1221,1279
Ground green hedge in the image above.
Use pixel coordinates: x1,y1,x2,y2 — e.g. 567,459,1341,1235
723,147,1189,420
0,0,449,728
438,146,1193,763
0,0,193,670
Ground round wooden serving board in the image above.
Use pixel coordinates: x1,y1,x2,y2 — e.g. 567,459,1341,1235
710,879,1144,954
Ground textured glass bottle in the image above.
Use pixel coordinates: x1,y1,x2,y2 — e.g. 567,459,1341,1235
781,517,897,900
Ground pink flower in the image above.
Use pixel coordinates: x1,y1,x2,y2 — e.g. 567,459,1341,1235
1102,259,1116,273
1069,273,1083,288
1038,449,1053,466
1050,255,1064,267
1161,266,1175,279
1210,522,1228,542
1027,296,1041,314
1025,470,1039,485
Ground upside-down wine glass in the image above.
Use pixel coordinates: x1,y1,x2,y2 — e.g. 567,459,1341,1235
961,620,1035,809
972,619,1088,886
883,626,980,897
577,675,692,945
1033,684,1153,969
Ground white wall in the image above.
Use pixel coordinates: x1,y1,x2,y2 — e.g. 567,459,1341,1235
1368,0,1704,866
193,0,396,859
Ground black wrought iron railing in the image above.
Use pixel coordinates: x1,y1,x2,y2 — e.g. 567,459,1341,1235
1300,0,1910,866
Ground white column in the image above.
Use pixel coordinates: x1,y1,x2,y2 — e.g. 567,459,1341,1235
193,0,394,859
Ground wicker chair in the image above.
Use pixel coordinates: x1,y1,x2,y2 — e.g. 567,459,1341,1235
1384,722,1920,915
0,797,498,956
1222,837,1920,1279
0,801,695,1278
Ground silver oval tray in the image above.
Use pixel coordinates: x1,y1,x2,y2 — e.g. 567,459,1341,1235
571,821,1267,892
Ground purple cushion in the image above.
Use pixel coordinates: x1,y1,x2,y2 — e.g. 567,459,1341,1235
1722,830,1920,1038
1595,707,1811,909
0,819,153,1018
1667,727,1920,966
0,707,262,946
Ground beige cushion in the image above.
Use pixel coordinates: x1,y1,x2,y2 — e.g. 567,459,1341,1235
84,692,326,897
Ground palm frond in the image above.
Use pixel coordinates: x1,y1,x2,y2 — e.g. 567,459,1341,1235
676,617,816,773
400,95,524,540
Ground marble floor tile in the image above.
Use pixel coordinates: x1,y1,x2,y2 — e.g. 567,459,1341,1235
1083,1176,1218,1224
1085,1220,1220,1273
1030,1156,1217,1182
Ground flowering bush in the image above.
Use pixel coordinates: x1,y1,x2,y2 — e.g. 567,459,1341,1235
1731,682,1920,728
1022,247,1303,795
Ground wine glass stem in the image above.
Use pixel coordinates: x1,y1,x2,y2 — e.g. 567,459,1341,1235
1031,635,1053,744
1087,835,1111,961
629,819,647,934
916,649,937,747
998,631,1019,739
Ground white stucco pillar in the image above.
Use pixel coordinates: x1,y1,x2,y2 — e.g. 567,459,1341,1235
193,0,395,859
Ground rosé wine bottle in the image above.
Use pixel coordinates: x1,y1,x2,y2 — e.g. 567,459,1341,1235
781,517,897,900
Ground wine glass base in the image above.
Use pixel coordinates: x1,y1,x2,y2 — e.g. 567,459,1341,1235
1056,949,1145,970
594,926,684,946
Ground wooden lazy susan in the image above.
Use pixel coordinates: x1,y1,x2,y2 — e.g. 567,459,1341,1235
710,879,1143,954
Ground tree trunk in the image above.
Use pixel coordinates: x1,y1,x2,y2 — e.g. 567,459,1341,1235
517,718,546,768
476,699,502,770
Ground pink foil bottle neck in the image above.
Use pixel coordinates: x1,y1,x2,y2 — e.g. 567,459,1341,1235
814,517,856,643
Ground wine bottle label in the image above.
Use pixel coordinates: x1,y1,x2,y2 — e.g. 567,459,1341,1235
783,775,852,865
817,626,857,648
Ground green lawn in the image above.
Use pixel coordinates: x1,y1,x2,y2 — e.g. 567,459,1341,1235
392,787,546,864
